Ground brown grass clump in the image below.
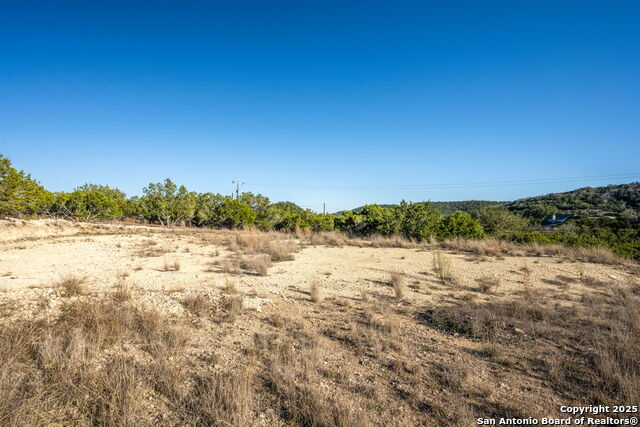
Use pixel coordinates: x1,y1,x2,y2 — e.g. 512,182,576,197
223,295,244,323
219,258,240,274
223,279,238,295
163,257,181,272
112,278,135,302
135,240,170,257
240,254,271,276
310,281,323,303
309,231,348,247
390,271,406,300
258,327,369,427
0,297,188,426
432,251,453,285
180,294,214,317
183,369,253,426
476,275,499,293
232,230,299,262
57,273,86,297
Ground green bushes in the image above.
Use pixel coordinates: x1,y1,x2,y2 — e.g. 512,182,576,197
139,179,196,226
472,206,531,234
1,153,638,259
440,211,485,239
394,201,443,241
0,154,52,216
51,185,127,220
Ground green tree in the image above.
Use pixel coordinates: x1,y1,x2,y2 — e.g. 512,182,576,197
360,204,398,236
52,184,127,220
0,154,52,216
140,179,196,226
393,201,443,241
239,192,275,229
309,213,335,232
334,210,364,235
193,193,226,226
472,206,530,235
213,198,255,228
440,211,485,239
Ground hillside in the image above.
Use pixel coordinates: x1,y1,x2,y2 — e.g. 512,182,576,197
345,200,504,216
507,182,640,218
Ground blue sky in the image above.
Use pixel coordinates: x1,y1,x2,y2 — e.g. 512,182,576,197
1,1,639,211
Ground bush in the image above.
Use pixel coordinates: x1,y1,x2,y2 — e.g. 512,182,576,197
0,154,52,216
394,201,443,242
472,206,530,234
51,185,127,220
439,211,485,239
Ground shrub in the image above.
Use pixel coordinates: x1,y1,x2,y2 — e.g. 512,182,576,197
390,272,406,300
432,252,453,284
310,281,323,303
57,273,86,297
440,211,485,239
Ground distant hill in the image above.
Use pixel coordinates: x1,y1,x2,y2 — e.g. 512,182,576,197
343,200,504,216
507,182,640,219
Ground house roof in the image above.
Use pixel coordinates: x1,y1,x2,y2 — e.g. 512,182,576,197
541,214,573,226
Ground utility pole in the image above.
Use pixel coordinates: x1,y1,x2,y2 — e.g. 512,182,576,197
323,203,326,215
232,180,244,199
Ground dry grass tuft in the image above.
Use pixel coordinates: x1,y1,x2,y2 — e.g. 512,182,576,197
390,271,406,300
223,279,238,295
56,273,86,297
112,278,135,302
223,295,244,323
184,369,253,426
219,258,240,274
476,275,499,293
240,254,271,276
310,281,323,303
180,294,214,317
432,251,453,285
163,257,181,272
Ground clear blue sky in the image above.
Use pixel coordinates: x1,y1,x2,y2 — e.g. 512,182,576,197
1,1,639,211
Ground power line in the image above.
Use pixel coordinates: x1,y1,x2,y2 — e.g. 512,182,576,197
244,173,640,191
232,180,245,199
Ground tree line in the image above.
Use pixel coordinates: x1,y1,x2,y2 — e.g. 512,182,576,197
1,153,638,258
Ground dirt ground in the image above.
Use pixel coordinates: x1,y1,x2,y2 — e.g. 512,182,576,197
1,219,638,426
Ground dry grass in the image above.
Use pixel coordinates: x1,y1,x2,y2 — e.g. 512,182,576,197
223,295,244,323
163,257,181,272
56,273,86,297
135,240,170,257
476,275,499,293
438,237,627,265
219,258,240,274
390,271,406,300
421,283,640,407
240,254,271,276
180,294,214,317
309,281,323,303
232,230,299,262
223,279,238,294
0,297,187,426
112,278,135,302
432,251,453,285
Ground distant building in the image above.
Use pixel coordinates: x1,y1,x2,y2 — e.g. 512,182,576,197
541,213,573,228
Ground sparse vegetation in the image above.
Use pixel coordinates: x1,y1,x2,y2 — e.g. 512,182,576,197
476,275,499,293
390,271,406,300
432,251,453,284
240,254,271,276
2,211,640,425
56,273,86,296
309,281,323,303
